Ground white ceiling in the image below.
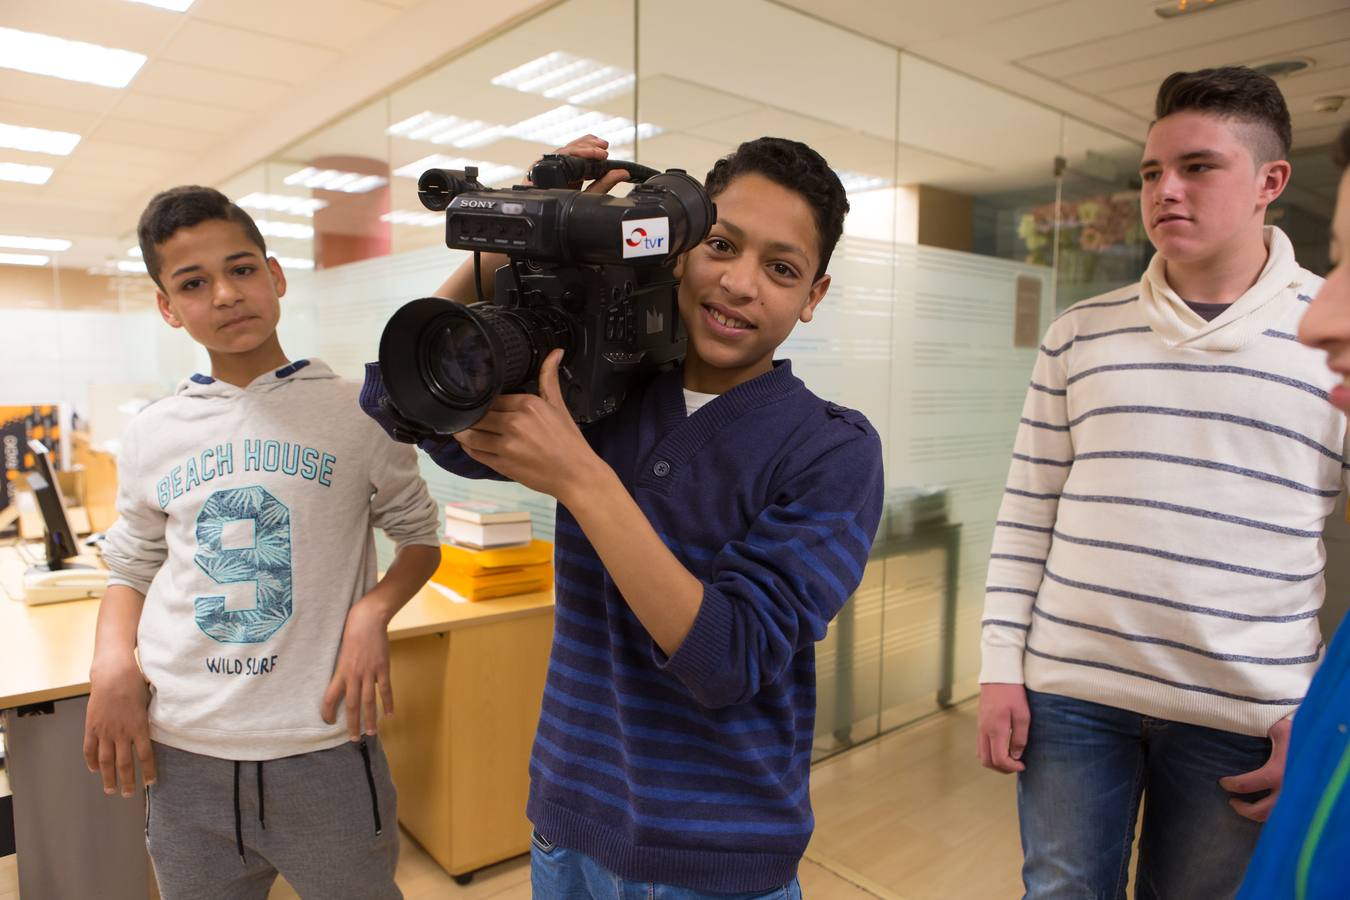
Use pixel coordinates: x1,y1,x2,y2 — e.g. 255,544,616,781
0,0,547,272
781,0,1350,150
1,0,1347,277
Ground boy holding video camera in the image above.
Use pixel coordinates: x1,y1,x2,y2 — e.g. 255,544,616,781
361,135,884,897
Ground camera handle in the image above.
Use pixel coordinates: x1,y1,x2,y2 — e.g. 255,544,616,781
529,154,661,189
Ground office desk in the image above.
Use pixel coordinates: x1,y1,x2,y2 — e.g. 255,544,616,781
0,543,553,895
381,583,553,882
0,543,150,900
0,549,103,702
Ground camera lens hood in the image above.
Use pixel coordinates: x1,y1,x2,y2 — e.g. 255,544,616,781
378,297,504,435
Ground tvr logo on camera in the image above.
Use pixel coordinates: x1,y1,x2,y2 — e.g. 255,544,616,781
622,217,671,259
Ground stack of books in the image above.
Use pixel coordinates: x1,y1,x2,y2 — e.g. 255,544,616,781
443,500,532,549
431,539,553,601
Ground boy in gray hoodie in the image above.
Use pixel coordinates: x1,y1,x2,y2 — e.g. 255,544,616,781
82,186,441,899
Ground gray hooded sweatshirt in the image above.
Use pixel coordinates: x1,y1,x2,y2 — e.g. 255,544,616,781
102,358,440,760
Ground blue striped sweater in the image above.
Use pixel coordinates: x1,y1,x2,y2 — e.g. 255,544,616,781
361,360,884,891
982,227,1349,736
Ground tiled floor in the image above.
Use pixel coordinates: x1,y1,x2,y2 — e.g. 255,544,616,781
1,702,1027,899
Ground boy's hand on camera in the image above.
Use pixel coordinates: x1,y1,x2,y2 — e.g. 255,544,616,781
455,349,604,503
322,595,394,740
83,659,156,797
531,134,629,193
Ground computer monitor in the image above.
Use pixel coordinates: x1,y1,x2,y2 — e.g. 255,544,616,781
26,439,79,572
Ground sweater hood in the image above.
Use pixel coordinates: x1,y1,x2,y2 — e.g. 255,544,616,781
174,358,336,399
1139,226,1310,352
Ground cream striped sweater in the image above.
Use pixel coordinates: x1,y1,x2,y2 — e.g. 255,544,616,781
981,227,1349,736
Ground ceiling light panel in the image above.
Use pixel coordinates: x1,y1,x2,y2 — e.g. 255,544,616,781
492,51,570,89
0,235,72,252
493,52,637,106
253,219,315,240
123,0,197,10
387,113,509,149
283,167,387,193
510,106,661,149
381,210,444,228
274,256,314,270
0,27,147,89
237,192,328,217
836,171,888,193
568,73,636,106
0,122,81,156
392,155,523,187
0,252,51,266
390,105,661,153
0,162,54,184
117,260,148,273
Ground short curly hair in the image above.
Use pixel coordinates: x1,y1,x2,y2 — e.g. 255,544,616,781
138,185,267,289
704,137,849,280
1154,66,1292,164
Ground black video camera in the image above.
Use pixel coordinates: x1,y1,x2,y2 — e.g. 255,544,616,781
377,154,716,436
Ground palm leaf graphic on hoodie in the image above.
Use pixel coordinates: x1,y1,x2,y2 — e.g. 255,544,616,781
193,485,293,643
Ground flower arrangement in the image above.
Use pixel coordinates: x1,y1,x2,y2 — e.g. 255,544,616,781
1017,192,1145,269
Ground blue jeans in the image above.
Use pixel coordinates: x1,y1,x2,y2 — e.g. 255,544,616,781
1018,690,1270,900
529,830,803,899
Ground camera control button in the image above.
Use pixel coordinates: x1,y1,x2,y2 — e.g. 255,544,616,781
652,460,671,477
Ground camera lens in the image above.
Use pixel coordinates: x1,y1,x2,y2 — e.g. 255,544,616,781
422,315,495,406
379,297,574,434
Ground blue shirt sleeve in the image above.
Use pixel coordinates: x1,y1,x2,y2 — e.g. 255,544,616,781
658,421,885,708
1237,625,1350,899
358,361,505,481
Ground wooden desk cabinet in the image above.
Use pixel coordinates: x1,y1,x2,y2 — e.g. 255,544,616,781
0,545,554,893
381,588,553,881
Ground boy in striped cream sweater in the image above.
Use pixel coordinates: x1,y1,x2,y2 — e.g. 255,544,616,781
978,67,1350,898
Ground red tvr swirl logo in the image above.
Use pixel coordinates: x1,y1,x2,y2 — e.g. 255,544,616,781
622,217,668,257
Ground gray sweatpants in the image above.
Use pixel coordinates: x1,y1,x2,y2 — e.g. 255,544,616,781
146,737,401,900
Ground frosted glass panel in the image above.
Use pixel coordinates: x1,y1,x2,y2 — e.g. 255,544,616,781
814,564,885,758
638,0,899,756
4,308,180,414
888,245,1053,696
781,236,896,437
878,545,947,730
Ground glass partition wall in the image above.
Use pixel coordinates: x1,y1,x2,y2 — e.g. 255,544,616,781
123,0,1160,759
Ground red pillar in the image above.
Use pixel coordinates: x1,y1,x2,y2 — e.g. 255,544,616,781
309,155,392,270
